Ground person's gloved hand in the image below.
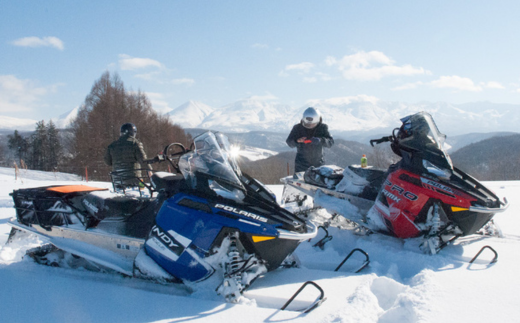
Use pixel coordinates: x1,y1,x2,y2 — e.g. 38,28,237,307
310,137,321,145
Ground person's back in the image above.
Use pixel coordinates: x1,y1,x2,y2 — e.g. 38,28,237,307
104,123,150,185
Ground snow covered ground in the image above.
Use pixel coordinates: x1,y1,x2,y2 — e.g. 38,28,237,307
0,166,519,323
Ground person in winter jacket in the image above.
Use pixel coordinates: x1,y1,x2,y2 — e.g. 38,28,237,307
286,107,334,173
104,123,151,185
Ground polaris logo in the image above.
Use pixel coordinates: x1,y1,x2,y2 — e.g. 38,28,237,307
82,200,99,214
215,204,268,223
421,178,455,195
151,225,179,248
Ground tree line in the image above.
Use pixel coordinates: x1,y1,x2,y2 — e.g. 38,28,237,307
3,71,192,181
6,121,62,171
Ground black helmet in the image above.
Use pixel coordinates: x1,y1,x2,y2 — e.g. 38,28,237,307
120,123,137,137
301,107,321,129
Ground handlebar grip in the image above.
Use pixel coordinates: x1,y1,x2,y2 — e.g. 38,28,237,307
370,136,392,147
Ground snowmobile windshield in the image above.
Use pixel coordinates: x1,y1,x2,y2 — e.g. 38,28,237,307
179,132,245,193
397,111,454,171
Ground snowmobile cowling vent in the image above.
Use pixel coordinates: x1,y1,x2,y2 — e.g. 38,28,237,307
46,185,108,194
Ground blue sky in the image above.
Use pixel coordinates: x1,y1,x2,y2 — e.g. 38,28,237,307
1,0,520,120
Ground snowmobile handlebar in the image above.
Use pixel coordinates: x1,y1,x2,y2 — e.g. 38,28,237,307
144,143,188,165
370,136,393,147
144,154,166,164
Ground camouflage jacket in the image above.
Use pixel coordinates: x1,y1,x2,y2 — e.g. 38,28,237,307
104,135,151,179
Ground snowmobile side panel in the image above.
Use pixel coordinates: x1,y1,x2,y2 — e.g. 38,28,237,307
145,227,215,282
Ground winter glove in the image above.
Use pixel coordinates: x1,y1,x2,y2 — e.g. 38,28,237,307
310,137,321,145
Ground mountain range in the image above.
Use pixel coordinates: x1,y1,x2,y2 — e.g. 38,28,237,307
2,97,519,140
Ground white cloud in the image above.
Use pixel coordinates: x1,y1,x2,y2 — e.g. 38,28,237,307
394,78,503,92
134,72,162,81
119,54,163,70
284,62,315,73
303,77,317,83
145,92,172,114
392,81,424,91
12,36,64,50
431,75,482,92
172,78,195,86
482,81,504,89
0,75,54,113
251,43,269,49
315,72,332,82
327,51,429,81
306,94,380,107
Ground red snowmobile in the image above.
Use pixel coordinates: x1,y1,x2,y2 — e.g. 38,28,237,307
282,111,508,253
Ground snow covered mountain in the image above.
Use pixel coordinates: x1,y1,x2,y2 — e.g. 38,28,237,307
2,97,520,139
53,107,79,129
168,97,520,138
0,115,38,131
0,107,78,132
168,100,214,128
196,99,297,133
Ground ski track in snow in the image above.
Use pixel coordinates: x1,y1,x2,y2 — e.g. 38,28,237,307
0,167,518,322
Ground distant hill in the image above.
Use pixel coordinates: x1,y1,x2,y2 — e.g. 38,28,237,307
446,132,518,152
164,98,520,139
450,134,520,181
3,98,520,143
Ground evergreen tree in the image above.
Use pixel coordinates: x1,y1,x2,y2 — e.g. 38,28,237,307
46,120,62,170
29,121,48,170
7,130,29,166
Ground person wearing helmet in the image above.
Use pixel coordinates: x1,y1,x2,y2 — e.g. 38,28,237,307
104,123,151,186
286,107,334,173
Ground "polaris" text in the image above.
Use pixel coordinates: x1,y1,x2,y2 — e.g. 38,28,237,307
215,204,268,223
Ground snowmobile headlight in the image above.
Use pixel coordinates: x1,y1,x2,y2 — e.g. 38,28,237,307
423,160,451,180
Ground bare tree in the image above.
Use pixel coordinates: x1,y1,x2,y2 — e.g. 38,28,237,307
67,71,191,180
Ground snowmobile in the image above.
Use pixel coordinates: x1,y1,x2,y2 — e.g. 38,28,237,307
281,111,508,254
7,131,317,302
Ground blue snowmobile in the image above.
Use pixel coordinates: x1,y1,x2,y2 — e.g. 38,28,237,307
7,131,317,301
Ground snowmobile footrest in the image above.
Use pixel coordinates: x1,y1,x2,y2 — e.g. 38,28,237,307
469,245,498,265
334,248,370,273
281,281,326,313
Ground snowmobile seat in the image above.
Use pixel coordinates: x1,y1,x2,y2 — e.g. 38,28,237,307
83,191,161,238
82,191,152,221
303,165,344,189
150,172,185,196
347,166,386,200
